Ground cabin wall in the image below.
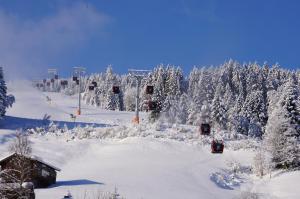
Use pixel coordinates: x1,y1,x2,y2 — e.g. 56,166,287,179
32,161,57,188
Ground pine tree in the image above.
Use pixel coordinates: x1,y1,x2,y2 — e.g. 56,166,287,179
0,67,14,119
264,78,300,169
0,67,8,117
211,83,228,129
106,91,116,110
240,90,267,137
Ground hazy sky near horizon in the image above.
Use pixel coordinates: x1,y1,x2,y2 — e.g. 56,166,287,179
0,0,300,79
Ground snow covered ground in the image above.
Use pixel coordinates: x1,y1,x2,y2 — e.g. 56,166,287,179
0,80,299,199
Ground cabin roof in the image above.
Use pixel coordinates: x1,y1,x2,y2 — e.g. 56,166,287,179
0,153,61,172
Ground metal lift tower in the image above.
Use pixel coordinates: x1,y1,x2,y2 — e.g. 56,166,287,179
128,69,151,124
48,68,58,92
73,67,86,115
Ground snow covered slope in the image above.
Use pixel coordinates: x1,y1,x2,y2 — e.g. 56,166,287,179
0,80,299,199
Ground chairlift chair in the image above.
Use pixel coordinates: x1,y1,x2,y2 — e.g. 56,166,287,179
200,123,211,135
148,101,157,111
89,85,95,91
112,86,120,94
61,80,68,86
92,81,97,87
211,139,224,153
146,85,154,94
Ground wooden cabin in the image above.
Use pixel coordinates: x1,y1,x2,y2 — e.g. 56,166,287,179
0,153,61,188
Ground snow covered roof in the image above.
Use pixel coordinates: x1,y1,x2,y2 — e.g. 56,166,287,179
30,155,61,171
0,153,61,172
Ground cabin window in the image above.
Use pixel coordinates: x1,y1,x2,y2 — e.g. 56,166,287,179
42,169,50,177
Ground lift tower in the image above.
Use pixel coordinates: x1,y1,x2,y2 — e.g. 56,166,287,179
48,68,58,92
73,67,86,115
128,69,151,124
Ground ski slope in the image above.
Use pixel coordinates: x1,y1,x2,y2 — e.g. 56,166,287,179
0,80,299,199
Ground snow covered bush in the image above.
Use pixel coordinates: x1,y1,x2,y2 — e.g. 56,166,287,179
252,148,271,178
233,191,261,199
68,187,126,199
210,160,251,190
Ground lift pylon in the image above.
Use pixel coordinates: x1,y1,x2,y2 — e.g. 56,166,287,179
128,69,151,124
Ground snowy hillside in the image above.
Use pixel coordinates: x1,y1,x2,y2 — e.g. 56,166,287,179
0,80,299,199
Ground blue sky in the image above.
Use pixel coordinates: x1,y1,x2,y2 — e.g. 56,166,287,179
0,0,299,78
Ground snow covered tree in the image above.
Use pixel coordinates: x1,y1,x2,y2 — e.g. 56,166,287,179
264,79,300,169
199,101,211,125
240,90,267,137
211,83,228,129
0,67,14,118
106,91,116,110
124,87,136,111
187,67,215,125
160,94,189,124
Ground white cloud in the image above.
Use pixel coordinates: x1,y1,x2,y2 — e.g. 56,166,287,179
0,3,111,79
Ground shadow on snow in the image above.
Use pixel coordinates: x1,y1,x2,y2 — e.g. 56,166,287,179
48,179,104,188
0,116,112,131
0,133,15,144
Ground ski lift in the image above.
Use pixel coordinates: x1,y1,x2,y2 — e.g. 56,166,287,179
89,85,94,91
211,139,224,153
148,101,157,111
51,78,55,83
112,86,120,94
55,74,59,79
200,123,211,135
72,76,78,81
146,85,154,94
92,81,97,87
60,80,67,86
